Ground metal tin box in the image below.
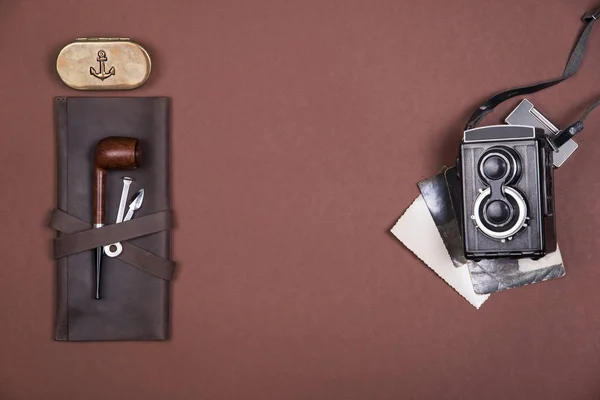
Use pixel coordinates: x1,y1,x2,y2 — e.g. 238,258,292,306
56,38,151,90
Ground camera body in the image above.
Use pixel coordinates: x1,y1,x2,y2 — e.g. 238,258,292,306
457,125,557,260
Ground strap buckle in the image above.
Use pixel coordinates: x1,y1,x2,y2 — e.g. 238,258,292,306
583,10,600,22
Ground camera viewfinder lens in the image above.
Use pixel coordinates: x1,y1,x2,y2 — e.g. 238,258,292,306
482,155,508,180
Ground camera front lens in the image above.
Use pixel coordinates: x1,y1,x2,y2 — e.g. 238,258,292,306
482,155,508,180
472,187,529,240
484,200,512,225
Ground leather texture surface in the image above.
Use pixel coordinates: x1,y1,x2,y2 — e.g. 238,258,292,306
417,168,468,267
3,0,600,398
55,97,171,341
49,209,175,280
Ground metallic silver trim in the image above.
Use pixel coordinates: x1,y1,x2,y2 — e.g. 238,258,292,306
463,124,536,141
530,108,559,134
505,100,559,134
478,151,518,183
472,187,528,240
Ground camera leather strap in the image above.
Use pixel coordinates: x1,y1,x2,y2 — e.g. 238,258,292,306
465,8,600,132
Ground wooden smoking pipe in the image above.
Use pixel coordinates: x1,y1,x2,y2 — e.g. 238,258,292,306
93,137,141,299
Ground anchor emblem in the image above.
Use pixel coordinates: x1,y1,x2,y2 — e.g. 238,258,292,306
90,50,115,81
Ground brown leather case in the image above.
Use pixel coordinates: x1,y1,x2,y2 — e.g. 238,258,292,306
52,97,173,341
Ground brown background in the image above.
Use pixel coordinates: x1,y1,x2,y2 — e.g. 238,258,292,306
1,0,600,398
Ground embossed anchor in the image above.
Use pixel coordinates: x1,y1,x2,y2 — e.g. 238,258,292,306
90,50,115,81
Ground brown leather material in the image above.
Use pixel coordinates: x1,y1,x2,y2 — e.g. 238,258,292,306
49,209,175,281
54,96,172,341
52,210,172,259
50,208,84,234
54,96,69,341
117,241,175,281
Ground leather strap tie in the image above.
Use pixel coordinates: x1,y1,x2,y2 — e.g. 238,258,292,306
49,209,175,281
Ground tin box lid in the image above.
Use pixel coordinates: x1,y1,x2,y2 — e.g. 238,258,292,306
56,38,151,91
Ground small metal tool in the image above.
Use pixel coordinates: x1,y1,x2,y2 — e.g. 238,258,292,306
104,189,145,257
102,177,133,257
123,189,144,222
117,177,133,223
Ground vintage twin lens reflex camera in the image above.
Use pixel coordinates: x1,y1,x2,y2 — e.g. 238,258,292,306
457,125,557,260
